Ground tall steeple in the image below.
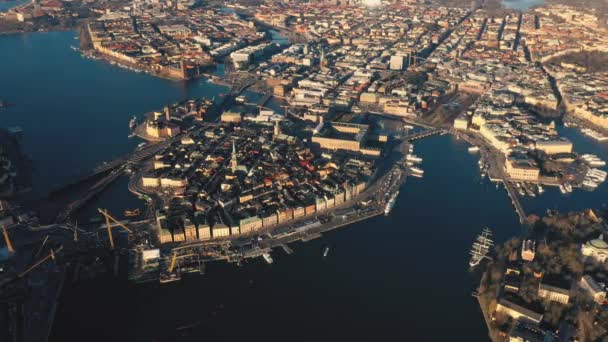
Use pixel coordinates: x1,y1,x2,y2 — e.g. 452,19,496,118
320,48,326,69
273,120,280,140
231,140,238,174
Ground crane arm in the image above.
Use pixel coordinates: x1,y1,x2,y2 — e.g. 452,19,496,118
97,208,132,233
18,246,64,278
2,225,14,254
103,209,115,250
168,252,178,273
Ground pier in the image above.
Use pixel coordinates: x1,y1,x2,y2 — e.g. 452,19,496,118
503,181,527,224
279,244,293,255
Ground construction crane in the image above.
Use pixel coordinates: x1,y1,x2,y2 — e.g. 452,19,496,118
34,235,49,258
168,251,178,273
98,208,133,250
18,246,64,278
2,225,14,254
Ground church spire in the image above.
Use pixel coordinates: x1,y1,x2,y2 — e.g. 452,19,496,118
231,140,238,174
274,120,280,140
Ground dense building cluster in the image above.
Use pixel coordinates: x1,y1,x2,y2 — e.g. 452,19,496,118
87,1,265,79
249,3,470,119
143,122,374,243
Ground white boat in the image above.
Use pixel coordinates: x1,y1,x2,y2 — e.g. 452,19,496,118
469,228,493,267
410,173,423,178
323,246,330,257
559,184,567,194
468,146,480,153
580,127,608,142
384,191,399,215
403,124,414,130
262,253,273,264
410,167,424,175
236,95,247,103
589,160,606,167
406,155,423,163
537,184,544,194
582,179,599,188
129,116,137,131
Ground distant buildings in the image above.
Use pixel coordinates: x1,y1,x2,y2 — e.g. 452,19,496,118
495,298,543,324
535,140,573,155
389,55,405,71
580,275,607,304
581,236,608,263
521,240,535,261
312,122,384,157
505,157,540,181
538,282,570,304
144,112,181,140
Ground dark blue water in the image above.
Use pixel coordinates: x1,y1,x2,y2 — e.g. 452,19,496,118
0,31,227,202
502,0,544,10
0,0,28,12
1,31,606,341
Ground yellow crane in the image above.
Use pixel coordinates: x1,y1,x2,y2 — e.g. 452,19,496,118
168,251,178,273
98,209,133,250
18,246,64,278
2,225,14,254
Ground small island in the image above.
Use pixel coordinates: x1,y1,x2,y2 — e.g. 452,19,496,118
477,210,608,341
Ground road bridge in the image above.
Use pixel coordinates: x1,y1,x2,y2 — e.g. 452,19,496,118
503,181,527,224
403,129,446,141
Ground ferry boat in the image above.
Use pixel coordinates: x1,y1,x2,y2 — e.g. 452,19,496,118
469,228,493,267
323,246,330,257
559,184,567,194
384,191,399,215
262,252,273,264
468,146,480,153
124,208,141,217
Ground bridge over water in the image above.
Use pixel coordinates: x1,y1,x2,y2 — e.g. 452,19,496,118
403,128,447,141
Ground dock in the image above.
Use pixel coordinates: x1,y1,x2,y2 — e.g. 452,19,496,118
301,233,322,242
279,244,293,255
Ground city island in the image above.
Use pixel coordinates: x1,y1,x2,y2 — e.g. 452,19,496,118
1,0,608,340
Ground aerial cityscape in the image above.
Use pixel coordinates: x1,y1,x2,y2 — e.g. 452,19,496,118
1,0,608,340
